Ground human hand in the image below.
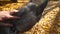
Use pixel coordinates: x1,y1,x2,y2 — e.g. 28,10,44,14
0,10,19,21
0,10,19,27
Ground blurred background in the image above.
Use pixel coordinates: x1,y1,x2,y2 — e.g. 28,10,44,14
0,0,60,34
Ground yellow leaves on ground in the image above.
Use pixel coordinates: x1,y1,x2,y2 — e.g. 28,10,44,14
0,0,29,11
24,7,60,34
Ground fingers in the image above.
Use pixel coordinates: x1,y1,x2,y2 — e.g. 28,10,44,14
9,10,20,19
10,10,19,15
7,15,20,20
0,23,13,27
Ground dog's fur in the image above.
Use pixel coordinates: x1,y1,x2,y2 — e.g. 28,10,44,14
0,0,49,34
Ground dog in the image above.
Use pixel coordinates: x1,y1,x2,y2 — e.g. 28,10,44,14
0,0,49,34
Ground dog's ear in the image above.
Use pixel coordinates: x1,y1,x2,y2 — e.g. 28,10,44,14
28,0,49,16
36,0,49,16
